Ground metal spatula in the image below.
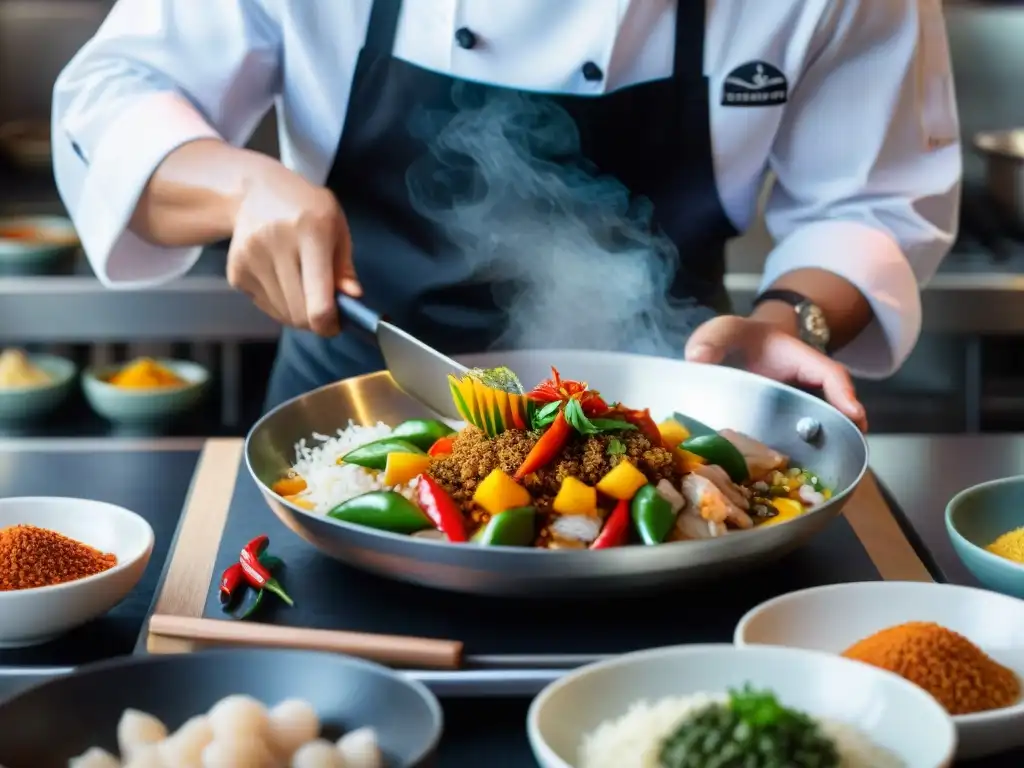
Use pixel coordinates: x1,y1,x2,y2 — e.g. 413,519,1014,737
336,294,468,420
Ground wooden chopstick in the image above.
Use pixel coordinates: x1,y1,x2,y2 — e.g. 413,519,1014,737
147,614,464,670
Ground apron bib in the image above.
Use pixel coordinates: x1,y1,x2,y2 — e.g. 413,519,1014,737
265,0,737,410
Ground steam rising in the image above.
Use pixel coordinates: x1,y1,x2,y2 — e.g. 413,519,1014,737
406,88,715,355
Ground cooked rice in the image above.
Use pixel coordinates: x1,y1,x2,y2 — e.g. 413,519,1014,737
579,694,903,768
290,421,418,513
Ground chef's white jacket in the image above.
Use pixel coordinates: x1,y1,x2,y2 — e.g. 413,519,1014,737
52,0,961,378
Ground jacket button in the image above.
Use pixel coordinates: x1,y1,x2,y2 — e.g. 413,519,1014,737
582,61,603,82
454,27,477,49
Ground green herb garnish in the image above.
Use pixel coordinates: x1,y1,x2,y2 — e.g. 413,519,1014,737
562,399,637,436
658,685,840,768
607,438,626,456
531,401,561,430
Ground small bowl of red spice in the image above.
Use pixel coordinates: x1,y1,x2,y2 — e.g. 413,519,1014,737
0,497,154,648
734,581,1024,761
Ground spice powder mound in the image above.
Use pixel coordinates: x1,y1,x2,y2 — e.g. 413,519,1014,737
842,621,1020,716
0,524,117,591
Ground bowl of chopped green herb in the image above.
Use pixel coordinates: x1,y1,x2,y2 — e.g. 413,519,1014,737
528,643,956,768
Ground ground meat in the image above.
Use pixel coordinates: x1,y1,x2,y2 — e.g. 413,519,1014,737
428,425,680,516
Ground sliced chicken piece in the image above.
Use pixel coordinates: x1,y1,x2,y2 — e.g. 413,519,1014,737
548,514,603,546
680,474,754,530
691,464,750,510
718,429,788,481
655,479,686,515
674,506,729,540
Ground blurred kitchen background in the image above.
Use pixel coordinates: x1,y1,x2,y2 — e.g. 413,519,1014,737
0,0,1022,437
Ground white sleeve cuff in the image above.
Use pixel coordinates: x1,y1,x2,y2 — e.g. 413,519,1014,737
72,90,221,288
758,220,922,380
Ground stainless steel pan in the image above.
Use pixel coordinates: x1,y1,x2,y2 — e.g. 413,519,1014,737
974,129,1024,232
246,350,868,596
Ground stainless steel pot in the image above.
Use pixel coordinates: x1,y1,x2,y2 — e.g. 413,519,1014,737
245,350,868,596
974,129,1024,232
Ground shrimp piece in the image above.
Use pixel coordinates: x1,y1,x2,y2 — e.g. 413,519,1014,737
680,474,753,530
673,507,728,540
718,429,787,481
691,464,750,510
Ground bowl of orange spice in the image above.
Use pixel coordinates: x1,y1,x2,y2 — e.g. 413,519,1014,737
82,357,208,428
734,581,1024,760
0,497,154,647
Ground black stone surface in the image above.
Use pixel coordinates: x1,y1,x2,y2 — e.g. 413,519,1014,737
0,449,198,666
204,461,884,658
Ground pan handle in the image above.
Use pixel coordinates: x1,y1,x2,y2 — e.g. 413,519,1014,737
336,293,382,336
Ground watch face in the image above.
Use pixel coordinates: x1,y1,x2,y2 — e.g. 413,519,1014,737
798,303,831,350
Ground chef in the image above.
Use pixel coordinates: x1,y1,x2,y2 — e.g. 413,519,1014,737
52,0,961,432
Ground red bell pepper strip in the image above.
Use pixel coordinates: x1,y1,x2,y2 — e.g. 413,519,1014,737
591,499,631,549
239,535,294,605
415,475,468,542
610,405,663,447
515,409,572,479
218,562,246,606
428,435,455,457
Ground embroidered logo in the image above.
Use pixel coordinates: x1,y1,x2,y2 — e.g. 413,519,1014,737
721,61,788,107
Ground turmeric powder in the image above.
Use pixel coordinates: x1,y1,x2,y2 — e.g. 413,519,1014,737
107,358,185,389
986,526,1024,565
842,621,1020,715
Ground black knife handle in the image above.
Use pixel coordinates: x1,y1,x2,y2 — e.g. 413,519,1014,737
336,293,381,336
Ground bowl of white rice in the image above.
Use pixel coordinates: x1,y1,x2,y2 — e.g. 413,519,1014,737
527,644,956,768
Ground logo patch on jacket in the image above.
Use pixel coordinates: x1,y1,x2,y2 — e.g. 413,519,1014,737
721,61,788,107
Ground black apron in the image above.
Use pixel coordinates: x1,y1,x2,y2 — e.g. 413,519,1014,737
264,0,737,410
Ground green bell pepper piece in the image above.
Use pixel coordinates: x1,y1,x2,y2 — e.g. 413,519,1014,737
631,484,676,545
671,412,717,439
391,419,456,451
680,434,749,483
339,438,425,470
328,491,432,534
472,506,536,546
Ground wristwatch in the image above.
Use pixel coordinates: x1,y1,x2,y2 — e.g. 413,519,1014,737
751,289,831,354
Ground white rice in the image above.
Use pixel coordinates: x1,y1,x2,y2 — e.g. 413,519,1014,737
579,694,903,768
288,421,418,513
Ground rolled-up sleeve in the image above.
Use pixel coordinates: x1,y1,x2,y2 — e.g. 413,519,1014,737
52,0,280,287
761,0,961,378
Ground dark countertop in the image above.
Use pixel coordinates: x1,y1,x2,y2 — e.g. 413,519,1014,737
0,436,1020,767
869,435,1022,587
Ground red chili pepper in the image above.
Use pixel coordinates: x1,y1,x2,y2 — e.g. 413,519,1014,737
515,409,572,480
239,535,294,606
218,562,246,606
529,367,609,416
428,436,455,457
610,405,663,447
416,475,468,542
590,499,631,549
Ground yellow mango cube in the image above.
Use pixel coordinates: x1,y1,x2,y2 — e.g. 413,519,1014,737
760,497,805,527
596,460,648,501
658,419,691,448
473,469,531,515
383,452,432,486
552,476,598,516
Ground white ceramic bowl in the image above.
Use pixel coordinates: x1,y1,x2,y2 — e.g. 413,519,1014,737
0,497,154,648
528,643,955,768
734,581,1024,760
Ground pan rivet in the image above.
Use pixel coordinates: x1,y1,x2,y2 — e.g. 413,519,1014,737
796,417,820,442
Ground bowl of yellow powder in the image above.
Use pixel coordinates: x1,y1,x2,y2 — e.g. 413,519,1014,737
0,349,76,424
946,477,1024,601
82,357,208,429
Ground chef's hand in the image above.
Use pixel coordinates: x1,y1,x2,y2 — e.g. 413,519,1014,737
226,157,362,336
685,315,868,432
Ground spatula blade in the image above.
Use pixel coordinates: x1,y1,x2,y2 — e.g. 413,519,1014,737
377,321,468,421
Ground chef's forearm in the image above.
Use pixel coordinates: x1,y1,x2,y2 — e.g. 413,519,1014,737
129,139,269,247
749,268,874,350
